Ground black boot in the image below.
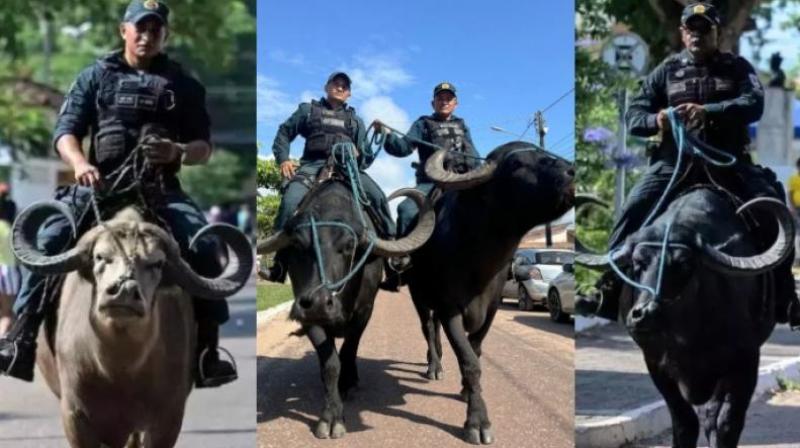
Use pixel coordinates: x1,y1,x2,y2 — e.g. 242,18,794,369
195,320,237,388
574,271,620,321
0,312,42,382
379,256,411,292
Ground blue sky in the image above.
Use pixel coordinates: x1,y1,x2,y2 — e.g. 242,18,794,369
256,0,575,196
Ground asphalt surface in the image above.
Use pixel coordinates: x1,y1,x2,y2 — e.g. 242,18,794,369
632,389,800,448
0,282,257,448
257,291,575,448
576,323,800,420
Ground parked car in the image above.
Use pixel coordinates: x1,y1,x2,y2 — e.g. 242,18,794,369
547,263,575,323
501,248,574,311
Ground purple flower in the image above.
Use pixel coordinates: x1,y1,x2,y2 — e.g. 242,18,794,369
582,126,614,143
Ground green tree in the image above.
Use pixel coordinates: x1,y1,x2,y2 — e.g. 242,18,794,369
179,148,254,209
256,157,281,236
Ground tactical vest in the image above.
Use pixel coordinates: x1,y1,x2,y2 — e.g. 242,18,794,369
93,62,180,175
416,116,472,182
303,100,358,160
664,53,749,155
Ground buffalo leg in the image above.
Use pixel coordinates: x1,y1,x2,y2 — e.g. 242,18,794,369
307,325,346,439
468,299,500,359
61,400,103,448
644,357,699,448
338,319,367,399
714,363,758,448
413,299,444,380
441,313,494,445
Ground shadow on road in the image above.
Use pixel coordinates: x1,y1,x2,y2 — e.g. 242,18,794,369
257,353,463,439
510,311,574,338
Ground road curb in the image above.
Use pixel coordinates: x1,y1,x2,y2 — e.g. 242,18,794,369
575,354,800,447
256,300,292,327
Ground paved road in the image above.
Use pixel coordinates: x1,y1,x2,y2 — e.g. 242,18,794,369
0,282,257,448
257,291,575,448
633,389,800,448
576,323,800,421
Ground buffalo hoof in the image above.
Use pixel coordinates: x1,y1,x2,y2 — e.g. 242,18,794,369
314,420,346,439
425,368,444,380
464,426,495,445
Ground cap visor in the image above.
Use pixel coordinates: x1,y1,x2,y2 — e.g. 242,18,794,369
127,11,166,24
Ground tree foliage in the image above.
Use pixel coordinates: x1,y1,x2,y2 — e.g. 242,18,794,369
179,149,254,209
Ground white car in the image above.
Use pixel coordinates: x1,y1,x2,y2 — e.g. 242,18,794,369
502,249,574,311
547,263,575,323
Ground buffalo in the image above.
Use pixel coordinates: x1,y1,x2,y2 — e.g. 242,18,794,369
258,178,434,439
11,203,253,447
405,142,574,444
578,187,794,447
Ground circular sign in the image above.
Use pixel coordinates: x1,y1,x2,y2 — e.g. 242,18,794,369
601,32,650,76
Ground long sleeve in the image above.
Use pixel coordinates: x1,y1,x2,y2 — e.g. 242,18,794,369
702,57,764,125
626,62,668,138
52,65,100,151
383,119,426,157
272,103,309,165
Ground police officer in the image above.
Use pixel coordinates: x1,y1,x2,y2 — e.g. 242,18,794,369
373,82,480,290
0,0,239,387
264,71,395,282
578,2,800,327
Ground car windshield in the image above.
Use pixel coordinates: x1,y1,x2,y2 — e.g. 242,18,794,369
534,252,574,265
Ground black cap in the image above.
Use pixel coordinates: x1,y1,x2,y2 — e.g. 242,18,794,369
433,82,456,97
681,3,720,26
326,72,351,87
123,0,170,25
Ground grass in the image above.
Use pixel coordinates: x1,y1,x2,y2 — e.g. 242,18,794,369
256,282,294,311
776,376,800,392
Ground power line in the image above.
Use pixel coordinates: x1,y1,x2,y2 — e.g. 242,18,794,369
541,87,575,113
548,131,574,151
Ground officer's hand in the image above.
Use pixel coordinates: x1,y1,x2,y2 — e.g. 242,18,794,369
74,162,101,188
280,161,298,179
656,109,671,132
675,103,706,129
371,119,385,134
143,137,182,164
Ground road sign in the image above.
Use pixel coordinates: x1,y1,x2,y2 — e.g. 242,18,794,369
601,32,649,76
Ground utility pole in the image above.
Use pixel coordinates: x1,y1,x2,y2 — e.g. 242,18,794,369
535,111,553,248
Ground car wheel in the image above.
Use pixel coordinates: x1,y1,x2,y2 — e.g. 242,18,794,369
518,286,532,311
548,288,570,323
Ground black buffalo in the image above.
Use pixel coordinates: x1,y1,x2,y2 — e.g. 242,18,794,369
258,179,434,439
579,187,794,447
406,142,574,444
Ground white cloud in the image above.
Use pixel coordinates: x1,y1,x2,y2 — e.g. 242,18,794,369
299,90,317,103
344,54,414,100
257,74,297,125
358,96,411,132
365,156,416,219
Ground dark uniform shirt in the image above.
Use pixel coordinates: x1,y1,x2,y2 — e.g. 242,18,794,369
383,114,479,183
272,98,371,168
54,50,211,178
626,49,763,160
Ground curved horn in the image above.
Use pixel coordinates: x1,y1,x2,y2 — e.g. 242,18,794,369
372,188,436,257
424,149,497,190
700,197,795,276
256,230,291,254
11,200,95,274
157,223,254,299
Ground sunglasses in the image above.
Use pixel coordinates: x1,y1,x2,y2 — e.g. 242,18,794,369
685,20,713,35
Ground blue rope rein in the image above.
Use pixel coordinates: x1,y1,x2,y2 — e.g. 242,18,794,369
298,142,379,294
610,107,738,301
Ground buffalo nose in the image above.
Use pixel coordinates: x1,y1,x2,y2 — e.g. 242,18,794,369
629,300,661,328
106,280,139,300
299,296,313,309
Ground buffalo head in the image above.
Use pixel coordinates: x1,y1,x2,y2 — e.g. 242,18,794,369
578,197,794,332
12,202,254,329
258,185,435,325
424,141,575,228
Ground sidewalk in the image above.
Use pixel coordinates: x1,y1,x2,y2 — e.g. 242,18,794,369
576,322,800,447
